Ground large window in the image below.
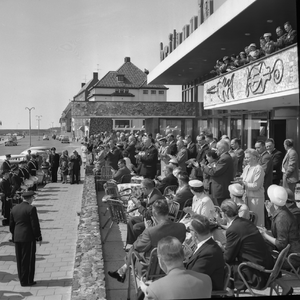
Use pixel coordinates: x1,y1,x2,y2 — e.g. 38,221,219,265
143,90,148,94
114,120,130,128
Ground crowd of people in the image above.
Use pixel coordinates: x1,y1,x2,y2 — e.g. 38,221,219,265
87,129,300,297
210,21,297,77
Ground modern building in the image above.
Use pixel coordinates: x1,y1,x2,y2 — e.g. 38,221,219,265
148,0,298,153
60,57,199,138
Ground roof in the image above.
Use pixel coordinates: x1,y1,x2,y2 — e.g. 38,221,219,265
75,79,93,96
93,60,168,89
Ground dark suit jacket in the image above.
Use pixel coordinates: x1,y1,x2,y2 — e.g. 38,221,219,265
124,142,137,166
202,152,234,199
191,143,209,180
105,147,123,170
112,166,131,183
224,217,274,289
168,140,177,156
196,143,209,163
138,188,163,219
9,202,42,243
173,185,194,210
2,160,11,173
139,145,158,179
187,142,197,160
258,151,273,194
49,153,60,168
186,237,225,291
156,173,178,194
133,220,186,258
269,148,283,182
230,148,244,175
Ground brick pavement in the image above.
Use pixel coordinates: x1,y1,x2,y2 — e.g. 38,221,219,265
0,182,83,300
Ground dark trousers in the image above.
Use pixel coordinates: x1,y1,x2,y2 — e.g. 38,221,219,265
126,216,145,245
51,166,59,182
71,169,80,184
15,241,36,285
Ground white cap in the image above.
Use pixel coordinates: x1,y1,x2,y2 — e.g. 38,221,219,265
188,180,203,188
267,185,288,207
228,183,244,197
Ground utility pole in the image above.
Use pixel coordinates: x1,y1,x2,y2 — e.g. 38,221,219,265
25,107,35,146
36,115,42,141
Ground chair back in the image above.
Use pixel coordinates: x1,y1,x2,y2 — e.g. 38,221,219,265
106,199,127,224
163,185,178,196
249,211,258,226
177,198,193,221
168,201,180,222
100,166,113,180
267,244,291,285
144,248,165,281
121,174,132,183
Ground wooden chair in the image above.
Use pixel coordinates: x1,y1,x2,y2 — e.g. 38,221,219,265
127,247,165,300
177,198,193,221
249,211,258,226
236,244,291,296
211,263,232,297
121,174,132,183
163,185,178,197
101,199,128,244
168,201,180,222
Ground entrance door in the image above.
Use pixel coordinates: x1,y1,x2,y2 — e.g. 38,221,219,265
270,120,286,154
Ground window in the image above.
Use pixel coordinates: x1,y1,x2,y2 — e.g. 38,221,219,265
158,91,164,95
151,90,156,95
143,90,148,94
117,74,125,82
114,120,130,128
125,89,129,93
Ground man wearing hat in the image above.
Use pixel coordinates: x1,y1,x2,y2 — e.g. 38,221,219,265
263,33,276,55
9,190,42,287
248,43,261,61
2,154,12,173
10,164,22,197
0,169,12,225
49,147,60,182
70,150,82,184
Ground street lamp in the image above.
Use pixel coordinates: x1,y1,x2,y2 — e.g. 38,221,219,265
36,115,42,140
25,107,35,146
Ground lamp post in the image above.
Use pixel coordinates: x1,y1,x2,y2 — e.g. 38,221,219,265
36,115,42,141
25,107,35,146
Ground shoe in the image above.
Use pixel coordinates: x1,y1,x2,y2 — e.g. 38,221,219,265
21,281,37,287
108,270,126,283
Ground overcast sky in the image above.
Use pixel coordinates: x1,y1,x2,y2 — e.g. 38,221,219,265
0,0,198,129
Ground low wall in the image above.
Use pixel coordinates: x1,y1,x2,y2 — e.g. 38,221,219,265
71,166,106,300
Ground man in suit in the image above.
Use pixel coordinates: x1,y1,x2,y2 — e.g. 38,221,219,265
166,134,177,156
9,191,42,287
2,154,12,173
49,147,60,183
9,164,22,197
126,179,163,245
109,199,186,283
220,200,274,292
123,135,137,167
255,140,273,199
105,139,123,170
111,159,131,183
156,165,178,194
282,139,299,193
0,170,12,225
172,172,194,210
265,138,283,185
137,137,158,179
142,236,212,299
201,139,234,206
186,214,225,291
205,133,217,150
230,138,245,176
190,135,209,180
185,135,197,160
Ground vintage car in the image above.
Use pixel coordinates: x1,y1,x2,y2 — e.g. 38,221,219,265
5,140,18,146
61,136,70,143
43,135,49,140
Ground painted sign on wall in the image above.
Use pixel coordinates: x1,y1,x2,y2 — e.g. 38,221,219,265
204,45,298,108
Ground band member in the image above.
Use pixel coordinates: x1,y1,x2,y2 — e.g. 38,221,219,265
0,170,12,225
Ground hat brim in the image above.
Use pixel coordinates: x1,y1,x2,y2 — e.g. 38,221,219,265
267,184,287,206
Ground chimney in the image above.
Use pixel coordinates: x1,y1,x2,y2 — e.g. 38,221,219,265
93,72,98,80
81,82,85,88
124,57,131,63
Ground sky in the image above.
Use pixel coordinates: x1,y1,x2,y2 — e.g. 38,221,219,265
0,0,199,130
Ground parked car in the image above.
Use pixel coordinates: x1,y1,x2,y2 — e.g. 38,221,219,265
5,140,18,146
43,135,49,140
61,136,70,143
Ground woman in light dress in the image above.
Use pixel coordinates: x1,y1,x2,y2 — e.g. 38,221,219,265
158,137,170,179
240,148,265,226
80,142,88,169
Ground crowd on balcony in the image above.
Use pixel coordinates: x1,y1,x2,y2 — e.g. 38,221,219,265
83,128,300,296
210,21,297,77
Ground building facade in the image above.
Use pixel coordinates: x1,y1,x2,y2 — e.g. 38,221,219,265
148,0,299,153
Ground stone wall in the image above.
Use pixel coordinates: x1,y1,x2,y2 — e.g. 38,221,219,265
71,166,106,300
